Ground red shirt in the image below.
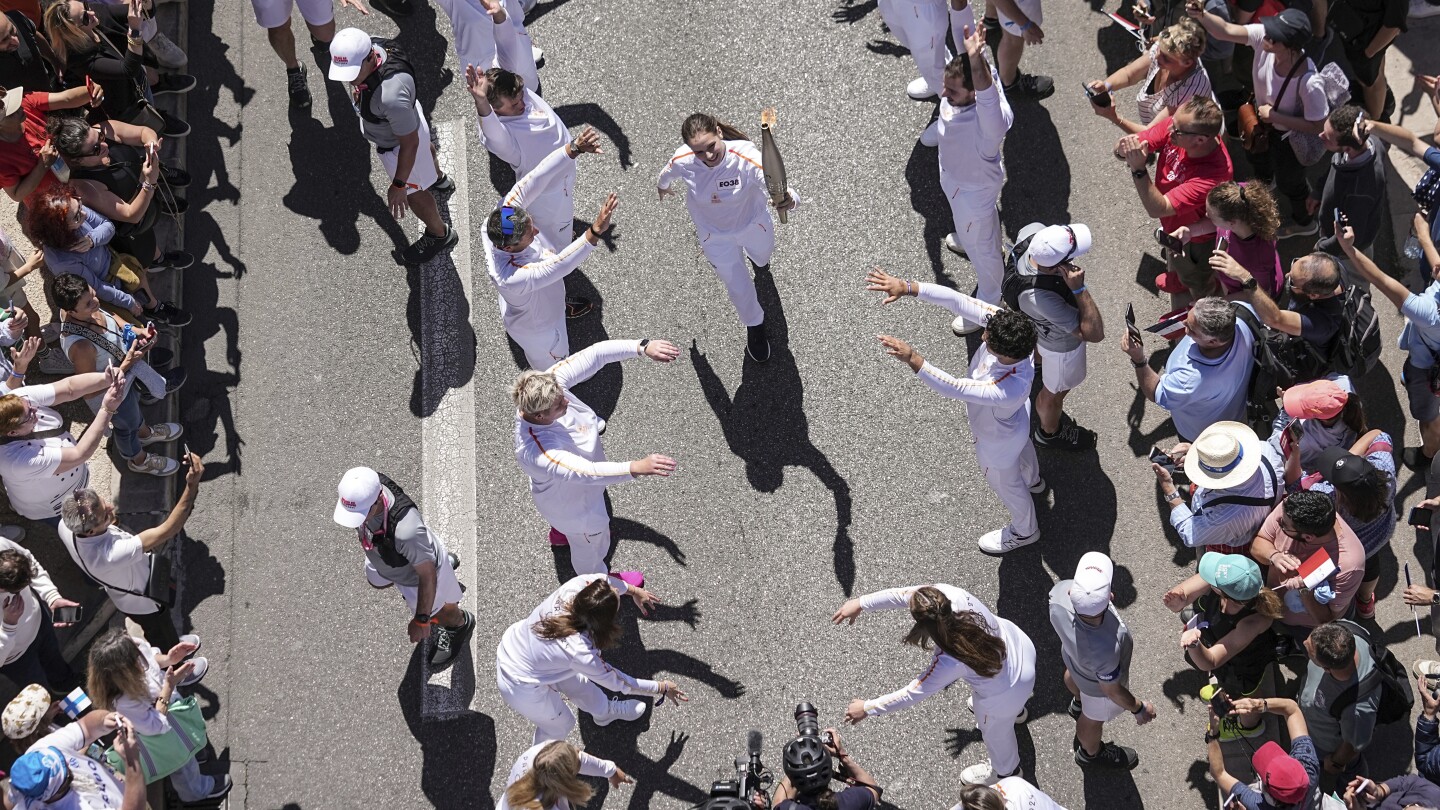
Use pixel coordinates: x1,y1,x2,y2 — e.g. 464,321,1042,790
1138,119,1233,236
20,91,48,152
0,134,53,200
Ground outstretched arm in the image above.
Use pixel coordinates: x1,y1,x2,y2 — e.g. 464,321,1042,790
550,339,677,389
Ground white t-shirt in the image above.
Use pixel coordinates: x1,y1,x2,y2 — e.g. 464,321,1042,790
0,384,90,520
10,723,126,810
112,636,176,737
57,523,157,615
0,538,59,665
1244,26,1328,131
949,777,1068,810
656,140,797,237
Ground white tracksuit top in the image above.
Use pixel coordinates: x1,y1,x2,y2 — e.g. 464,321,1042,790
497,742,617,810
656,140,800,237
914,284,1033,443
513,341,646,528
436,0,538,96
936,4,1012,193
495,573,660,694
485,145,595,337
858,583,1033,716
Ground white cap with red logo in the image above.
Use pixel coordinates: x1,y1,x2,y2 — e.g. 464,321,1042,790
334,466,381,528
327,28,373,82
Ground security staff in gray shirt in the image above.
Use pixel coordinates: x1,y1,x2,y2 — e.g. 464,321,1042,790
333,466,474,670
328,28,458,266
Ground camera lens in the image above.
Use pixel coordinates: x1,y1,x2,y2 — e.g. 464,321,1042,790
794,702,820,738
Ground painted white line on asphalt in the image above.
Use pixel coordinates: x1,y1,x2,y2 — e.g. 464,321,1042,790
421,118,479,720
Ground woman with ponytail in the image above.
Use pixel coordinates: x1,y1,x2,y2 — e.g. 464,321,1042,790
495,574,687,744
656,112,799,364
498,740,632,810
832,584,1035,787
1166,181,1283,299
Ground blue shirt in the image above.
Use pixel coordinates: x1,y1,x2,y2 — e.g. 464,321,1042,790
1417,715,1440,785
38,206,135,311
1224,735,1320,809
1154,305,1257,441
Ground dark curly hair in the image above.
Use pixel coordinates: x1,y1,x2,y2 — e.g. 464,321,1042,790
1283,490,1336,537
984,307,1038,360
24,184,82,251
52,273,90,312
0,549,33,592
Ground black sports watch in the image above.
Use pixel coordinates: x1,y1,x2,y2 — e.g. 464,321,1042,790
1131,168,1148,179
1431,592,1440,606
1241,276,1258,291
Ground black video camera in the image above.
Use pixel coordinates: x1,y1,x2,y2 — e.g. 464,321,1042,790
700,730,772,809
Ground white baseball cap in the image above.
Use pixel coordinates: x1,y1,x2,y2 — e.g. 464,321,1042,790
1,86,23,119
1028,224,1093,269
1069,551,1114,616
328,28,373,82
333,466,381,528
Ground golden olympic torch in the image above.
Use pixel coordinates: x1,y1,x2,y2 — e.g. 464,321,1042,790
760,107,788,224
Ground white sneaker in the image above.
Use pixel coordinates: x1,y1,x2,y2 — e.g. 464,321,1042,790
907,76,936,99
966,695,1029,723
978,527,1040,555
951,314,983,336
593,697,646,726
944,233,968,257
1028,478,1047,494
1411,0,1440,18
1415,659,1440,690
140,422,183,446
959,761,1002,786
919,120,940,147
0,525,24,542
128,454,179,477
531,43,544,66
178,656,208,686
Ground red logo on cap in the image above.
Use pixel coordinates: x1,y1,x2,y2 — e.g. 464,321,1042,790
341,498,357,508
334,56,349,65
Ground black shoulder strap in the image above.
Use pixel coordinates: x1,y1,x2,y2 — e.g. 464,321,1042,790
0,425,69,445
1198,457,1279,509
1329,619,1383,718
64,530,157,604
60,319,124,365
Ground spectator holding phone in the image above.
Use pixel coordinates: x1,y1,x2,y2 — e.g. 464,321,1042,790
0,542,80,693
1407,675,1440,784
1313,105,1388,293
54,275,182,477
1206,696,1319,809
1152,421,1282,551
59,455,203,651
1170,182,1283,300
1267,379,1366,471
1249,491,1364,635
1342,775,1440,809
1354,82,1440,286
6,713,148,810
1088,19,1212,134
0,367,125,527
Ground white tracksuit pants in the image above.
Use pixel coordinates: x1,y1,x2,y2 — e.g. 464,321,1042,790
975,431,1039,538
940,173,1006,323
699,221,773,328
497,667,612,745
971,632,1037,776
512,321,568,371
877,0,950,93
552,519,611,576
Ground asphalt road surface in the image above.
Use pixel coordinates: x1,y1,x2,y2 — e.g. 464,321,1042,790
175,0,1439,807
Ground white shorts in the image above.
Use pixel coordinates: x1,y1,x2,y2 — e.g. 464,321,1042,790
364,554,464,617
251,0,334,29
1037,343,1087,393
1079,690,1127,722
378,112,440,195
997,0,1043,36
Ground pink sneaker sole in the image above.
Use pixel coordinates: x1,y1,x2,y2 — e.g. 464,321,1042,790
548,528,568,546
613,571,645,588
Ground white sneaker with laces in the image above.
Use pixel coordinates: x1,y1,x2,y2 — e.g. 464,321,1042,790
593,697,646,726
919,120,940,147
128,454,179,477
978,527,1040,554
179,656,208,686
907,76,936,99
146,30,187,69
959,761,1003,786
140,422,184,446
1411,0,1440,18
951,314,983,336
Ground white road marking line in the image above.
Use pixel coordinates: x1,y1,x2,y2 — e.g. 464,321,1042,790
421,118,479,720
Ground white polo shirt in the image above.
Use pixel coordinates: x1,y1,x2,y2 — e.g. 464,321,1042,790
57,522,156,615
0,384,89,520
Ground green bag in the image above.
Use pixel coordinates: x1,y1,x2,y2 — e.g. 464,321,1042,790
103,695,208,783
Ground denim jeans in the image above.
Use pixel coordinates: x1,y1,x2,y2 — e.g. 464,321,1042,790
108,386,144,460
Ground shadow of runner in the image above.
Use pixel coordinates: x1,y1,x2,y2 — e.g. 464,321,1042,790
397,643,497,810
689,267,856,595
408,197,477,418
552,103,633,170
904,139,953,286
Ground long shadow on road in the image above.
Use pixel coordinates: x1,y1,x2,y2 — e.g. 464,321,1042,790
397,643,497,810
690,266,856,595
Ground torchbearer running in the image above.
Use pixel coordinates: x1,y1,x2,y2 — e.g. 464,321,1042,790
936,3,1013,331
657,113,798,364
834,584,1036,787
867,267,1043,554
495,573,687,744
485,128,615,369
512,339,680,579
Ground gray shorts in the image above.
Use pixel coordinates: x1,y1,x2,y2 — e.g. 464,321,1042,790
1403,359,1440,423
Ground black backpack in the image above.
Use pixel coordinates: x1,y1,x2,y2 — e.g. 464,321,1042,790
367,473,420,570
1001,234,1078,313
1231,304,1300,439
1328,619,1415,725
1325,285,1381,380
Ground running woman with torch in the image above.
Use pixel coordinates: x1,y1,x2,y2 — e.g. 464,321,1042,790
657,112,799,363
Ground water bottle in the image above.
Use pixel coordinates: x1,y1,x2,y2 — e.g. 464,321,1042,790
1406,234,1425,261
50,155,69,184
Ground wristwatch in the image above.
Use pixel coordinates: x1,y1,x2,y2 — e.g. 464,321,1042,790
1431,592,1440,606
392,178,408,189
1131,168,1148,179
1241,277,1258,291
412,612,431,625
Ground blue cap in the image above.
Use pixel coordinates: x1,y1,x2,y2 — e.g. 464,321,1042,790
11,746,68,800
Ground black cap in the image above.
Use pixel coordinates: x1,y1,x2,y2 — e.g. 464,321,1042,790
1317,445,1376,486
1261,8,1311,48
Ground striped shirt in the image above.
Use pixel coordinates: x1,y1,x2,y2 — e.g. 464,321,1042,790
1135,45,1214,126
1298,432,1397,558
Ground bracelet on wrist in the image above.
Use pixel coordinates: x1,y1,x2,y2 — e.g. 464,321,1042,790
1072,285,1087,295
1132,359,1147,368
1132,701,1147,715
1131,168,1149,179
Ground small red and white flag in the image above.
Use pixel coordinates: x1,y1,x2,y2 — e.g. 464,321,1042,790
1299,549,1337,590
1146,305,1191,341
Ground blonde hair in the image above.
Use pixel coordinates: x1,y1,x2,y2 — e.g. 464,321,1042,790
503,741,593,810
512,370,563,417
0,394,27,435
43,1,96,69
1159,18,1207,62
86,630,152,714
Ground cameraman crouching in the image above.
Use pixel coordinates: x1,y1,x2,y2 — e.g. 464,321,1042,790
774,729,881,810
